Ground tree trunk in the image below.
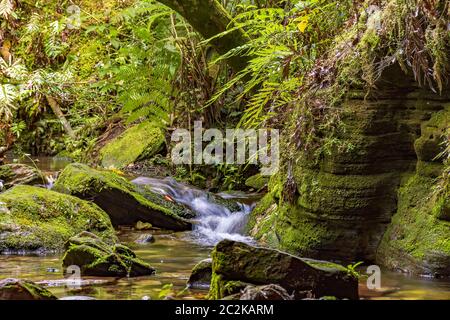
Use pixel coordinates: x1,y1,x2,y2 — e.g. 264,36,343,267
158,0,250,72
46,96,76,139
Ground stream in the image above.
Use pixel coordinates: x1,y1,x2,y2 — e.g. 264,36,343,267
1,156,450,300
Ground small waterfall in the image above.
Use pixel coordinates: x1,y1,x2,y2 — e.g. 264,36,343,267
44,174,57,189
132,177,255,246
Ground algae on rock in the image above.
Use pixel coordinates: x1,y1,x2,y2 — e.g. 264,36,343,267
209,240,359,300
0,185,116,253
53,163,192,230
99,122,165,169
62,232,155,277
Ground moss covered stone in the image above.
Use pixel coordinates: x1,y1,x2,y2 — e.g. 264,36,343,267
0,164,44,190
187,258,212,289
99,122,165,169
53,163,192,230
62,231,155,277
209,240,358,300
245,174,269,190
0,185,116,254
376,174,450,277
0,278,57,300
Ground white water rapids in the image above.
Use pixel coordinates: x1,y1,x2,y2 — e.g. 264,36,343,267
131,177,256,246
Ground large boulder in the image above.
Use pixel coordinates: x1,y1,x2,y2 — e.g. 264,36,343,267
0,185,116,254
209,240,359,300
99,121,165,169
53,163,192,230
62,232,155,277
187,258,212,289
0,164,44,190
0,278,57,300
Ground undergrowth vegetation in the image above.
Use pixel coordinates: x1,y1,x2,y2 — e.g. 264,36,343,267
1,0,449,189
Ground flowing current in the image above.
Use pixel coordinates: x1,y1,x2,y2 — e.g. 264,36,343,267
132,177,255,246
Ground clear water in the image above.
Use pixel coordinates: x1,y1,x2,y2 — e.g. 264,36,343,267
1,156,450,300
132,177,256,245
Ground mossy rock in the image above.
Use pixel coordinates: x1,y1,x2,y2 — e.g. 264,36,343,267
377,174,450,277
53,163,192,230
187,258,212,289
245,174,269,190
99,122,165,169
0,185,116,254
209,240,359,300
62,231,155,277
0,278,57,300
0,164,44,190
414,110,449,162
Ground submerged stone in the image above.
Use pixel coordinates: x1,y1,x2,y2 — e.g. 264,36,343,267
135,233,155,244
62,232,155,277
209,240,359,300
0,278,57,300
0,185,116,254
53,163,192,231
99,121,165,169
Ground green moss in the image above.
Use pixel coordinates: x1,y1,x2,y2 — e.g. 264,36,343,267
53,163,191,230
62,232,154,277
54,163,173,216
99,121,165,169
0,185,116,253
208,273,249,300
0,165,14,180
245,174,269,190
377,174,450,275
0,279,57,300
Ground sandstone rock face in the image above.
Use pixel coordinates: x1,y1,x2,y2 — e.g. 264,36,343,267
0,185,116,254
249,65,450,276
53,163,192,231
0,164,44,190
0,278,57,300
209,240,358,300
62,232,155,277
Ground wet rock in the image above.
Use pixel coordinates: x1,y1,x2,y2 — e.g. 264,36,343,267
0,164,44,190
0,185,116,254
132,176,242,215
187,258,212,289
99,121,165,169
239,284,294,300
210,240,359,300
62,232,155,277
245,174,269,190
377,110,450,277
53,163,192,231
135,221,153,230
135,234,155,244
0,278,57,300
